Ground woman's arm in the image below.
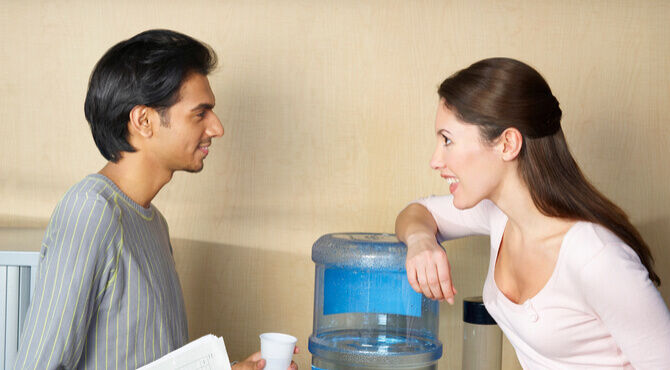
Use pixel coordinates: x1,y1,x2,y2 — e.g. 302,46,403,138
581,241,670,368
396,203,456,303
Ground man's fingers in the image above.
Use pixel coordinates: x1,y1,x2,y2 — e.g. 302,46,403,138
245,352,262,362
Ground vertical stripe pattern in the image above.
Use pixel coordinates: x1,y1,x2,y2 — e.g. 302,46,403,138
14,174,188,369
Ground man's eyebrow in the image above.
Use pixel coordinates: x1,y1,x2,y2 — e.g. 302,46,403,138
190,103,214,111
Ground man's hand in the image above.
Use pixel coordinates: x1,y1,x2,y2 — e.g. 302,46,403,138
405,233,457,304
231,347,299,370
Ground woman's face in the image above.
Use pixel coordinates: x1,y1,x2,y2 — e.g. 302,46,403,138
431,100,504,209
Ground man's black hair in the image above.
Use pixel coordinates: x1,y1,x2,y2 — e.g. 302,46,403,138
84,29,217,162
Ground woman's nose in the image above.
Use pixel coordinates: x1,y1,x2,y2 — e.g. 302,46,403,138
430,145,445,170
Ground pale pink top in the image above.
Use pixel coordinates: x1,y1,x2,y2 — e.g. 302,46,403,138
416,195,670,369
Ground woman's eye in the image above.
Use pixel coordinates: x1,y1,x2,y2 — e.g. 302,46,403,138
442,135,452,146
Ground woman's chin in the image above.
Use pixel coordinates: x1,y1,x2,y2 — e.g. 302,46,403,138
452,194,476,210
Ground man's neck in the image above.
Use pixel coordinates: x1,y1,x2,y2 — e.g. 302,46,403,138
98,156,172,208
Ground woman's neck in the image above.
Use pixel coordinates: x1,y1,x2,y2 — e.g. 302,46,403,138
491,172,574,242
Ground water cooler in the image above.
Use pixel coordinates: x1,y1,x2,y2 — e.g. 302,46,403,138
309,233,442,369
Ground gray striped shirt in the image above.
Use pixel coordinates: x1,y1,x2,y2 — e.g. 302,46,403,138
15,174,188,369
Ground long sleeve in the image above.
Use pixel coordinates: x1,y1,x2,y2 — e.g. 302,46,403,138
413,194,496,241
580,240,670,369
15,190,120,370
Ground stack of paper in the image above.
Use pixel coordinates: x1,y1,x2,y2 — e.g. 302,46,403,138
138,334,232,370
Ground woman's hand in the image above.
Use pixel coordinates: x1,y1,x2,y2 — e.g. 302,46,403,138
405,233,456,304
231,347,299,370
396,203,457,304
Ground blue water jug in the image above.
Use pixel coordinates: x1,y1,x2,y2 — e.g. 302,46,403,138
309,233,442,369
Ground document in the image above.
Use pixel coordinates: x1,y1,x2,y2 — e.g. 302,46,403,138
138,334,232,370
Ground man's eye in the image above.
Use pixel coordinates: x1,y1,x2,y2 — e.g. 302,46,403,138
197,111,206,118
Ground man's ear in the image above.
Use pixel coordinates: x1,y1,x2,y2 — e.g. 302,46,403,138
128,105,153,138
499,127,523,161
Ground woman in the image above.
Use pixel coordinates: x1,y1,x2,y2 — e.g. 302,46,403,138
395,58,670,368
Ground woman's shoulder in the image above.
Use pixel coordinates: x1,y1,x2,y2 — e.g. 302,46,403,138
415,194,501,216
418,195,503,223
568,221,627,248
412,195,503,237
564,221,641,274
566,222,662,324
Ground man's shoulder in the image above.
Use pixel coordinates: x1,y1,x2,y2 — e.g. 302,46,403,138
42,175,125,260
52,174,123,223
61,174,119,205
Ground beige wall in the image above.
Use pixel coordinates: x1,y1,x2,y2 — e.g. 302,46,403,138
2,1,669,368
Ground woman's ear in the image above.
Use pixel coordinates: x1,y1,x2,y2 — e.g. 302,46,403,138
128,105,153,139
500,127,523,161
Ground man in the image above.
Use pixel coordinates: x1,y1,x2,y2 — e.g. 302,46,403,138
15,29,294,370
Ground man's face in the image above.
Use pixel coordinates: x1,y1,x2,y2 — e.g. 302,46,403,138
149,73,224,174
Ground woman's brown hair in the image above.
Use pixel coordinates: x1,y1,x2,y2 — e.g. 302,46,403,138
438,57,660,286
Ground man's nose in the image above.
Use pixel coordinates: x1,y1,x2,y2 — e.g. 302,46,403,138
208,113,224,138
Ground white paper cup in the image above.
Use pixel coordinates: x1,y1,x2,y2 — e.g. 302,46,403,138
260,332,297,370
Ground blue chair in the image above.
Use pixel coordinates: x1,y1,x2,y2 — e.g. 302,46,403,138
0,228,43,370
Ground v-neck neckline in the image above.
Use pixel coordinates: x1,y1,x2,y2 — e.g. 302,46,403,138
491,219,583,307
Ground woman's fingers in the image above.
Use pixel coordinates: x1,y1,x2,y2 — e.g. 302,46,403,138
436,254,454,304
427,263,444,300
406,264,421,293
405,237,456,302
417,265,434,300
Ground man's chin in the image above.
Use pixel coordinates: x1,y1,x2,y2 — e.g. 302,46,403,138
184,164,204,174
